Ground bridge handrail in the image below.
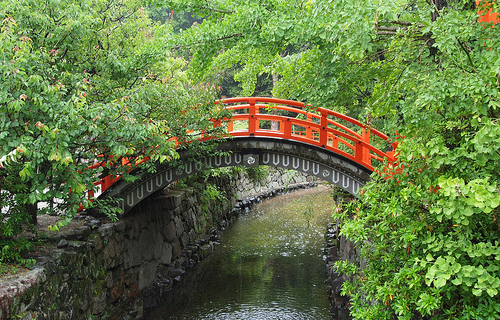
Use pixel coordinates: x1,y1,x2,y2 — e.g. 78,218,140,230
217,97,392,142
226,104,364,140
226,113,389,168
216,97,397,170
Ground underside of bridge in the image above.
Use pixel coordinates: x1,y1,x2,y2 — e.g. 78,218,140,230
99,137,373,214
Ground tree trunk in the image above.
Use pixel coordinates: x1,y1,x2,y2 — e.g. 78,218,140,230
431,0,448,21
27,203,37,226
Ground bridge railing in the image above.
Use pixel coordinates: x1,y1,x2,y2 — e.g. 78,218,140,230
80,97,397,209
211,97,398,171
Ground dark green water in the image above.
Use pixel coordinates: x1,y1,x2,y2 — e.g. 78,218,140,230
147,185,335,320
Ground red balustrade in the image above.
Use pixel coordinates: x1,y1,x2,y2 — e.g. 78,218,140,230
211,97,398,171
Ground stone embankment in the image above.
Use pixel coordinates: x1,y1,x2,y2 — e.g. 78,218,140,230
324,223,354,320
0,168,314,320
324,191,364,320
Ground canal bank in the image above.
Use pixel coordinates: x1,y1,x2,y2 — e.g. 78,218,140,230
0,168,316,320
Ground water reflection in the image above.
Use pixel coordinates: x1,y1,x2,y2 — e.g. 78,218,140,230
147,185,335,320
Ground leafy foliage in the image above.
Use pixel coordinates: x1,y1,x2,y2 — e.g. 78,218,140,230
0,0,228,242
169,0,500,318
0,239,36,268
327,1,500,318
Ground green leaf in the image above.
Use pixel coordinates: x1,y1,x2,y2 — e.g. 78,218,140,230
486,287,498,297
472,288,483,297
434,277,447,288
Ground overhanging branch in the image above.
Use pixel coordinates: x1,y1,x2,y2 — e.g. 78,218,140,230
172,32,243,50
374,12,426,36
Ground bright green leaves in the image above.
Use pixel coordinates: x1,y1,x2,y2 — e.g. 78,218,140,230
48,149,73,165
422,171,500,301
426,258,500,298
423,230,500,303
416,291,441,317
455,264,500,297
431,176,499,225
18,162,32,181
430,10,477,56
425,255,462,288
462,180,500,213
468,120,500,167
0,0,227,243
335,138,500,318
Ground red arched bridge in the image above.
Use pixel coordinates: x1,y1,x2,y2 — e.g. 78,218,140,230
93,97,397,214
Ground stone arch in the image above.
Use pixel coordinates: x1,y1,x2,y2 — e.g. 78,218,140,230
99,137,372,214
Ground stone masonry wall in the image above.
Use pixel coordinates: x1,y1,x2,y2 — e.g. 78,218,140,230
324,190,366,320
0,168,314,320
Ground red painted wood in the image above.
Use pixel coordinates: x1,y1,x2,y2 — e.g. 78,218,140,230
477,0,499,24
218,97,397,172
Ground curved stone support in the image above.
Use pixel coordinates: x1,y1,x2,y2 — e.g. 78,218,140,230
99,137,372,214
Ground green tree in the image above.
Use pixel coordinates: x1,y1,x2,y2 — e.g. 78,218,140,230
0,0,228,246
168,0,500,318
164,1,306,96
163,0,385,118
327,1,500,318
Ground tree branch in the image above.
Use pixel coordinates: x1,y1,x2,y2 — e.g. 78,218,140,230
198,5,235,14
375,13,426,36
391,20,425,28
457,38,475,69
172,32,243,50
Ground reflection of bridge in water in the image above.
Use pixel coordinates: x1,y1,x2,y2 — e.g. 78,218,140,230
93,97,398,214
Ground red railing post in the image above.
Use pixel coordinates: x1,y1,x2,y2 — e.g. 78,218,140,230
331,136,339,149
306,114,313,139
319,109,328,147
354,127,371,166
87,190,95,205
362,127,371,165
284,118,292,139
101,176,111,193
248,98,257,135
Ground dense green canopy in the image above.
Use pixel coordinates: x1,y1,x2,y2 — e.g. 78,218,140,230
164,0,500,318
0,0,228,237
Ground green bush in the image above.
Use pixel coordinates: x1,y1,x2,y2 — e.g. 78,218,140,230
0,239,36,268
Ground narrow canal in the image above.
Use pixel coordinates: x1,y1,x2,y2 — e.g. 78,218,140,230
147,185,335,319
